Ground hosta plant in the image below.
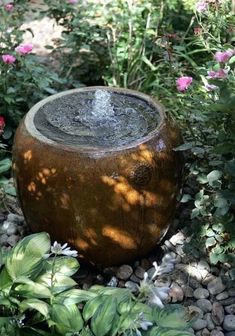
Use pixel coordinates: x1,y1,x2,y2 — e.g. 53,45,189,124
0,232,195,335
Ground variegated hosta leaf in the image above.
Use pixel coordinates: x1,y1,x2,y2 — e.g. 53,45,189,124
44,256,79,276
150,326,194,336
55,288,97,305
36,272,76,294
6,232,51,280
91,296,117,336
153,305,193,330
0,267,12,291
14,277,51,298
83,295,107,321
20,298,50,318
50,303,83,334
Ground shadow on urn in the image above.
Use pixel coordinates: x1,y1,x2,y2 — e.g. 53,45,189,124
12,87,183,266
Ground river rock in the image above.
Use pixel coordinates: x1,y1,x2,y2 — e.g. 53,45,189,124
228,288,235,297
208,277,226,295
192,318,207,331
183,285,194,297
220,297,235,306
201,328,210,336
107,276,118,287
205,313,215,330
216,292,229,300
169,282,184,302
225,304,235,314
211,330,224,336
7,234,19,246
116,265,133,280
197,299,212,313
169,231,185,246
223,315,235,331
225,332,235,336
212,302,225,325
194,288,210,299
134,266,145,279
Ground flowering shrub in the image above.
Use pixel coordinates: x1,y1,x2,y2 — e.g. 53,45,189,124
0,1,61,148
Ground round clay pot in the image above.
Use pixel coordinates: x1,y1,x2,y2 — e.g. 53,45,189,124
13,87,183,266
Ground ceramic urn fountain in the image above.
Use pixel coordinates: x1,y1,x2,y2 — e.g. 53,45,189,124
13,87,183,266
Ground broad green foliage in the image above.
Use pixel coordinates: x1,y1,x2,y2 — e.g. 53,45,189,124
0,233,194,336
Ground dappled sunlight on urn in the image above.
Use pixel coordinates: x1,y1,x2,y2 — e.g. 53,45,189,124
12,87,183,266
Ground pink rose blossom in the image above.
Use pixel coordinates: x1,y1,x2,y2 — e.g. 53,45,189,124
207,69,228,79
4,3,14,12
1,54,16,64
205,84,219,91
15,43,33,55
214,50,233,63
176,76,193,92
68,0,77,3
195,1,208,13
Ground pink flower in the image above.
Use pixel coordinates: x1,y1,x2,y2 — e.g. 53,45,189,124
207,69,228,79
68,0,77,3
1,54,16,64
195,1,208,12
214,50,233,63
4,3,14,12
176,76,193,92
0,116,5,135
15,43,33,55
205,84,219,91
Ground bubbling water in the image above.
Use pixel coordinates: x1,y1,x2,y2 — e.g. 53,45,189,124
34,89,160,148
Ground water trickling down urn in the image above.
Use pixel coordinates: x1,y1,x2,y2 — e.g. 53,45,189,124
13,87,183,266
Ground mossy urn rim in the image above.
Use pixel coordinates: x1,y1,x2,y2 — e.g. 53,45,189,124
25,86,166,153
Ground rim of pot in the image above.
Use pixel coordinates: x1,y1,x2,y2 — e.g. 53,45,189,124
24,86,167,154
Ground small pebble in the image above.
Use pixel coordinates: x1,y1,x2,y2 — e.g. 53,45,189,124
194,288,210,299
134,266,145,279
225,304,235,314
228,288,235,297
202,328,210,336
183,285,194,298
208,277,226,295
125,281,138,292
205,313,215,330
196,299,212,313
212,302,225,326
211,330,224,336
116,265,133,280
107,276,118,287
192,318,207,331
220,297,235,306
7,234,20,246
169,282,184,302
216,292,229,300
223,315,235,331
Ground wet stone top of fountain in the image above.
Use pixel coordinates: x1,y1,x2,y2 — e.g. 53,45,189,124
34,89,161,148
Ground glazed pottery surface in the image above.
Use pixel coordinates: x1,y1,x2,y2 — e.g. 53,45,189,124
13,87,183,266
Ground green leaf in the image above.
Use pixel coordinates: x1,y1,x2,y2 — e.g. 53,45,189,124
153,305,193,330
36,272,76,294
6,232,51,280
45,256,79,276
205,237,216,248
50,304,83,334
83,295,106,321
20,298,50,318
0,158,12,174
14,278,51,298
0,267,12,290
55,289,97,305
91,296,117,336
207,170,222,186
180,194,192,203
173,142,194,151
